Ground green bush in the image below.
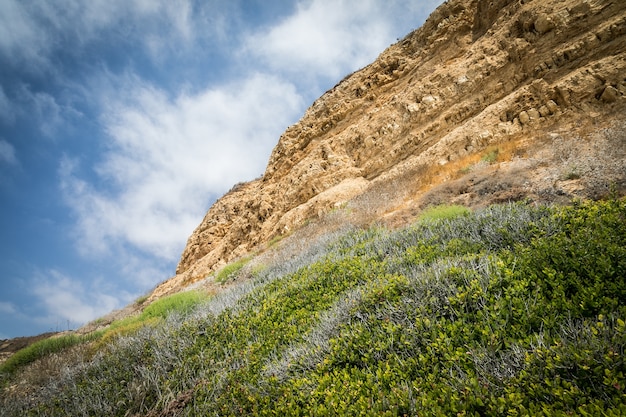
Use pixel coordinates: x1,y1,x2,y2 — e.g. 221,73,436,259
481,147,500,163
418,204,470,222
215,257,251,284
141,290,208,320
0,334,85,377
93,290,209,348
1,291,209,381
3,199,625,416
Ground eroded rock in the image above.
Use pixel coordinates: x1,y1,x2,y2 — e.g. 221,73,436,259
149,0,626,300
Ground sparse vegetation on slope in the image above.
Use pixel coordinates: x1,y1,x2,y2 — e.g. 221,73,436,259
1,200,625,416
0,334,93,379
0,290,209,381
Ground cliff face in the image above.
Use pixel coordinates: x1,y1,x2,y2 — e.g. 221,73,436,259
152,0,626,299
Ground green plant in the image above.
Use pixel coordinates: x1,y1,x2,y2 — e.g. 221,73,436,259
0,334,90,377
134,294,149,306
418,204,470,222
3,199,625,416
215,257,251,284
91,318,159,352
267,234,284,248
141,290,207,320
458,165,472,175
481,148,500,164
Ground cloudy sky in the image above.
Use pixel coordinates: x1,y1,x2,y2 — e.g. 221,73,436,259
0,0,443,339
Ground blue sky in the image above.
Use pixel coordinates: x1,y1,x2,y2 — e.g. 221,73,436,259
0,0,443,339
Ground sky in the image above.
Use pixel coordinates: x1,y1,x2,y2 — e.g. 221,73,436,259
0,0,443,339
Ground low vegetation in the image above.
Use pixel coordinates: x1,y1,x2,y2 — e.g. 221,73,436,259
0,290,208,380
215,256,252,284
481,147,500,164
0,334,93,378
91,290,209,350
418,203,470,221
1,199,625,416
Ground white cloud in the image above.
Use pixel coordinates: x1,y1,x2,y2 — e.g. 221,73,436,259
61,73,303,261
0,0,47,64
243,0,395,81
15,85,86,139
0,0,199,69
0,140,17,166
24,90,63,137
243,0,445,83
56,0,446,264
0,301,17,315
31,269,130,326
117,253,173,290
0,85,15,124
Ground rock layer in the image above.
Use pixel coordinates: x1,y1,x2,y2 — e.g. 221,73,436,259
151,0,626,299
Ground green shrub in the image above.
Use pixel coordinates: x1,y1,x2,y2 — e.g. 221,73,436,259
94,290,209,348
134,294,149,306
418,204,470,222
1,291,210,381
0,334,84,377
4,199,625,416
481,148,500,163
215,257,251,284
91,318,159,352
141,290,208,320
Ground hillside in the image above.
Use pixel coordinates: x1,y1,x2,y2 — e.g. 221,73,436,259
1,200,625,415
152,0,626,300
1,0,626,414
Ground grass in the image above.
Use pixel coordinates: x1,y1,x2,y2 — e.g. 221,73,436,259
140,289,207,319
0,334,89,377
418,204,470,221
0,290,209,381
134,294,149,306
267,234,285,248
215,257,252,284
92,290,209,348
2,199,625,416
481,147,500,164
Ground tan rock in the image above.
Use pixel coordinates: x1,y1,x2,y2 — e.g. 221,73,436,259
535,13,554,34
149,0,626,301
538,105,551,117
546,100,559,114
528,108,541,120
600,85,620,103
519,111,530,125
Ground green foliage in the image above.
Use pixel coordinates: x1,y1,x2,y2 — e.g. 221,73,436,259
1,291,209,381
91,318,159,352
216,257,251,284
3,199,626,416
134,293,149,306
141,290,208,320
418,204,470,222
481,147,500,163
95,290,209,348
0,334,87,377
267,233,285,248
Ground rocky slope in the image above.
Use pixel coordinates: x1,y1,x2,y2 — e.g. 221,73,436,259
150,0,626,300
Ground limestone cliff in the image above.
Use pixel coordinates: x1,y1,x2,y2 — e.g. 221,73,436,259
151,0,626,299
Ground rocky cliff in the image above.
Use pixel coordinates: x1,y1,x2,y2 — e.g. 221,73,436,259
150,0,626,299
